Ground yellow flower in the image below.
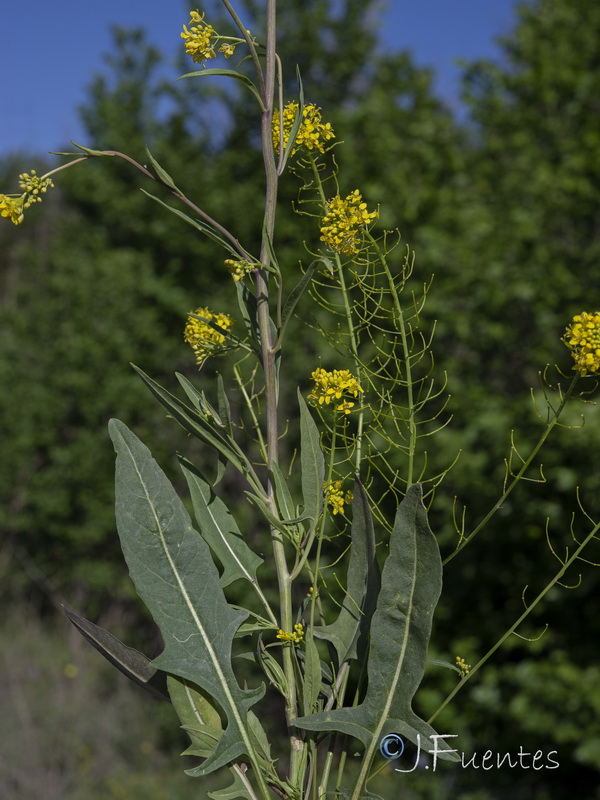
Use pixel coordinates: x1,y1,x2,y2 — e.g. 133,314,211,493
276,623,304,644
184,306,233,365
224,258,257,282
320,190,378,256
219,42,237,58
564,311,600,375
0,194,25,225
181,11,217,64
324,480,353,516
272,102,335,156
455,656,471,678
308,367,363,414
1,170,55,225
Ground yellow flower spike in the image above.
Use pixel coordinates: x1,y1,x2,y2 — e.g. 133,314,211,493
563,311,600,375
324,480,354,516
181,11,217,64
308,367,363,413
320,190,378,256
224,258,256,282
455,656,471,678
184,306,233,366
276,623,304,644
272,102,335,156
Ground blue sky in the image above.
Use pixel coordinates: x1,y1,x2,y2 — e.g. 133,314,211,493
1,0,518,156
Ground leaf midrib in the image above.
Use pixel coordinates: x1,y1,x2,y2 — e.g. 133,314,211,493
125,438,253,755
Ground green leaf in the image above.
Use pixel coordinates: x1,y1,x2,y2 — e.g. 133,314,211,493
278,68,305,172
235,281,260,351
295,485,460,765
270,462,304,542
207,765,257,800
71,141,114,157
179,68,266,111
217,374,233,437
302,630,323,715
298,390,324,530
108,419,265,776
337,790,384,800
275,262,316,349
167,674,223,758
140,189,237,255
427,658,462,675
179,457,263,589
132,365,255,485
261,224,281,280
314,478,380,665
64,608,169,701
145,146,181,192
257,637,288,696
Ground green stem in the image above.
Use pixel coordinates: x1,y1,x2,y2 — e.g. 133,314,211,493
256,0,305,786
443,375,579,565
429,515,600,723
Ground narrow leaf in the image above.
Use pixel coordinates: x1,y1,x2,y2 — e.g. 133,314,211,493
71,141,114,157
145,146,180,191
217,374,233,437
109,419,264,776
140,189,237,254
298,390,324,529
64,608,169,701
302,630,323,715
275,262,316,349
180,457,263,589
314,478,380,665
132,365,252,481
257,637,288,696
179,68,266,110
296,485,460,764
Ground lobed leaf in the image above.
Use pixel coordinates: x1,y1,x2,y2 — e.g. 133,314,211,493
296,485,459,769
207,765,257,800
109,419,265,776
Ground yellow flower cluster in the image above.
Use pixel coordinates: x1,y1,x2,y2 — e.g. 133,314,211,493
0,170,54,226
324,480,354,516
455,656,471,678
272,102,335,155
276,623,304,644
181,11,218,64
320,190,378,256
181,11,239,64
224,258,256,282
0,195,25,225
184,306,233,365
564,311,600,375
18,170,54,199
308,367,363,414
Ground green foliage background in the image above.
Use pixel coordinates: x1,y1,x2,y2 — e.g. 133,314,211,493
1,0,600,796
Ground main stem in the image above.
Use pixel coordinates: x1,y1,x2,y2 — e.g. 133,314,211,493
257,0,304,785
